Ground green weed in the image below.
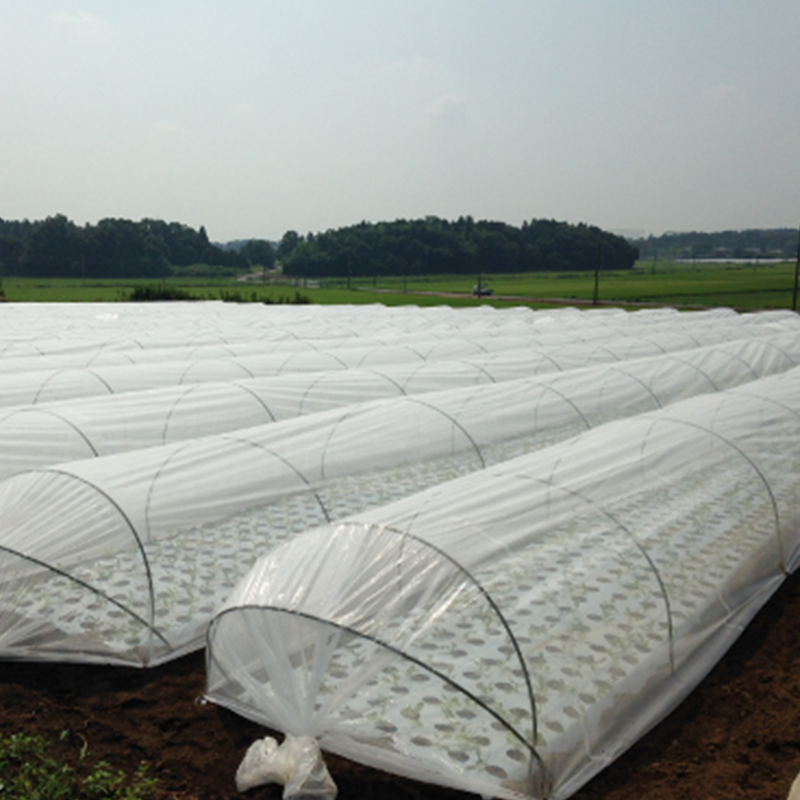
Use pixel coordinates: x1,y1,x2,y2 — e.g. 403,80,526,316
0,730,181,800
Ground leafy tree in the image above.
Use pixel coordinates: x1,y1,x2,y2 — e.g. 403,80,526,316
85,218,170,278
21,214,84,277
0,235,22,274
276,230,300,260
241,239,276,268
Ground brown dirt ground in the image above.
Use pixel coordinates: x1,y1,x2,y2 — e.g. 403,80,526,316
2,569,800,800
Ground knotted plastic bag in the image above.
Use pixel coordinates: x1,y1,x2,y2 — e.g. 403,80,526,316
235,734,337,799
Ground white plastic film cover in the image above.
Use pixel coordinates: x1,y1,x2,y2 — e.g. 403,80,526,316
207,366,800,800
0,322,797,666
1,301,799,798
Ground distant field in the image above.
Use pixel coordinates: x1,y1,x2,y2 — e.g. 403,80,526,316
1,259,797,310
0,277,305,304
347,260,798,310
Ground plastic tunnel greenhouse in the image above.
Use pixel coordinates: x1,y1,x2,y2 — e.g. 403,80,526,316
0,330,798,480
0,303,797,669
1,302,799,799
206,365,800,800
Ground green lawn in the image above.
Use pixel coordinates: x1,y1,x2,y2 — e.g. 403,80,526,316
0,277,310,304
1,260,797,310
364,261,796,309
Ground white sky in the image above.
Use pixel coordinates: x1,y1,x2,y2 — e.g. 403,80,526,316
2,1,799,242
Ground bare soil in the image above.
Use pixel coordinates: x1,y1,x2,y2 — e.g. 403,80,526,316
2,569,800,800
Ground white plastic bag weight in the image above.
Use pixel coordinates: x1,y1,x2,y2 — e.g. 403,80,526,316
236,734,337,799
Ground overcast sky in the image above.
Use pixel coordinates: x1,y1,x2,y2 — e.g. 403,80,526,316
2,1,798,242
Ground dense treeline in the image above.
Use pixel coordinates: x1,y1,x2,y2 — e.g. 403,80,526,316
4,215,796,281
0,215,270,278
0,213,640,280
281,217,639,278
633,228,799,260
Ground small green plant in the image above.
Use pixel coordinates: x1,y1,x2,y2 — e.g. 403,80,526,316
0,730,163,799
218,289,251,303
126,284,199,302
262,290,311,305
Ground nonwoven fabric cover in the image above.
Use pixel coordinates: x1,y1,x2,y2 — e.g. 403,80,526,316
206,366,800,800
0,330,798,480
0,304,798,668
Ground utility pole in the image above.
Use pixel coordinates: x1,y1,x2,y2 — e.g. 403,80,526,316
593,242,600,305
793,225,800,312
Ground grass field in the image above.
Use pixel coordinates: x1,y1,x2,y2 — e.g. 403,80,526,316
1,259,797,310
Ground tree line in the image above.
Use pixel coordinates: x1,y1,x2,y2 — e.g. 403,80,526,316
633,228,799,261
280,217,639,279
0,215,276,279
0,213,639,280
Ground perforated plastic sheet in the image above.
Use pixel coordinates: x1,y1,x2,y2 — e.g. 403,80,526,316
0,313,799,666
0,301,796,800
207,366,800,800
